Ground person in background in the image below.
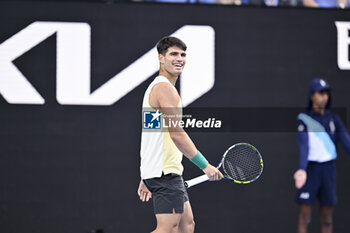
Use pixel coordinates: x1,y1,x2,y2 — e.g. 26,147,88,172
302,0,348,8
134,0,243,5
294,78,350,233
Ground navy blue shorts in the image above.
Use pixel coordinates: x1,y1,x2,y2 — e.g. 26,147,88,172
143,173,189,214
295,161,337,205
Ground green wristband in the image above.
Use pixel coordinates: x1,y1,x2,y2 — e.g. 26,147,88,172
190,151,209,170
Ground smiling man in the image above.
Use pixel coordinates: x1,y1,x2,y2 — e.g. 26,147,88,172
137,36,222,233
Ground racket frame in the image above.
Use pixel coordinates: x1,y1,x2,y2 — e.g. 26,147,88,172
221,143,263,184
184,143,263,188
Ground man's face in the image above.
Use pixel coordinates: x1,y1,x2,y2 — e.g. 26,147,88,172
311,90,329,109
159,46,186,76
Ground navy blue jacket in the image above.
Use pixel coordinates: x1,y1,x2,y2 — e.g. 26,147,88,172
297,110,350,170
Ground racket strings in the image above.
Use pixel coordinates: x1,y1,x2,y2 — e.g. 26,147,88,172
223,145,262,182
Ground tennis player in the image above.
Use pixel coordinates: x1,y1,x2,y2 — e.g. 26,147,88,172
294,78,350,233
137,36,222,233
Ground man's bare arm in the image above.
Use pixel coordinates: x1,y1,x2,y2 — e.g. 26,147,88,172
151,82,198,158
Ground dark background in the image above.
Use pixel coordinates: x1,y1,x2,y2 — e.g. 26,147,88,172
0,2,350,233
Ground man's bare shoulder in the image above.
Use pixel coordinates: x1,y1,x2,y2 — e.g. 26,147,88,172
151,82,180,108
152,82,176,94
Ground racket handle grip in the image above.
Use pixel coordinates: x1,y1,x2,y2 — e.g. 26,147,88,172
184,174,209,189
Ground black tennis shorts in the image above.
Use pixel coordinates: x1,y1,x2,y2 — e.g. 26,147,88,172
143,173,189,214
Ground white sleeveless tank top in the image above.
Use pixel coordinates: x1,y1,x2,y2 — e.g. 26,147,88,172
140,76,183,179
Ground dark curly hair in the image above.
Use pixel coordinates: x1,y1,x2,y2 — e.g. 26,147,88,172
156,36,187,55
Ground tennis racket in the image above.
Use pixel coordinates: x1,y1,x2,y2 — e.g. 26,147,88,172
184,143,263,188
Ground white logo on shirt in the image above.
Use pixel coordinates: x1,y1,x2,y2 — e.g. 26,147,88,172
300,192,310,199
298,124,305,132
329,120,336,134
